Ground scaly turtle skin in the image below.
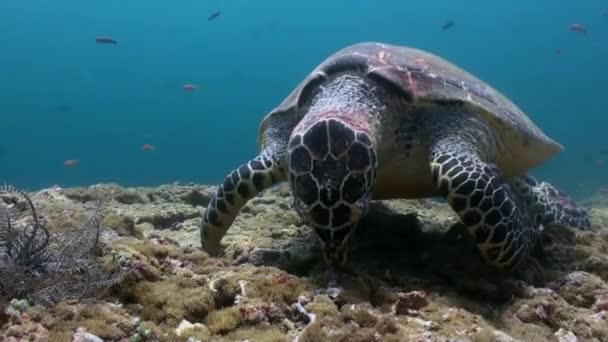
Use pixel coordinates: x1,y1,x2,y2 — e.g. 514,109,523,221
201,42,590,270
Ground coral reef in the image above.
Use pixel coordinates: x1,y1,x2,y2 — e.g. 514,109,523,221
0,181,607,341
0,185,128,306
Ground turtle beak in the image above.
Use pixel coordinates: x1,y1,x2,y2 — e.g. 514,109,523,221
321,242,349,267
319,227,354,267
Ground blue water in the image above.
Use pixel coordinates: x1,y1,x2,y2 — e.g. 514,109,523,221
1,0,606,199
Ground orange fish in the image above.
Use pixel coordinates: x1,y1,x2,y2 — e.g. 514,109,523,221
64,159,79,168
183,84,198,91
142,144,156,152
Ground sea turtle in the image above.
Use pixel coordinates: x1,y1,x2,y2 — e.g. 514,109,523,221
200,41,590,271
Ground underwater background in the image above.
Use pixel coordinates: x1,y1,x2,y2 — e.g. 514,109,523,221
0,0,606,199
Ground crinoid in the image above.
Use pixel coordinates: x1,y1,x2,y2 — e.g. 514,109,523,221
0,185,128,305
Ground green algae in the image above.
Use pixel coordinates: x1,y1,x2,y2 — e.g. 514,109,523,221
102,212,142,238
126,276,216,326
204,307,242,335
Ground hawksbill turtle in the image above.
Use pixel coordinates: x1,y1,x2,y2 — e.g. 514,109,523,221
200,41,590,271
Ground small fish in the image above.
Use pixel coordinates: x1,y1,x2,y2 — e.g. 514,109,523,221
442,20,455,30
183,84,198,91
208,11,221,21
96,36,118,44
555,48,561,55
570,23,587,34
142,144,156,152
64,159,79,168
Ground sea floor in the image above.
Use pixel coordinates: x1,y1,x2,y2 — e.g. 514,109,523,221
1,183,607,341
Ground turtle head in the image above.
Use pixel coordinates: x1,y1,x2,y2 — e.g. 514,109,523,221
287,116,377,266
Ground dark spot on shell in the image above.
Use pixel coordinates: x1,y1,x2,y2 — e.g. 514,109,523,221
328,119,355,157
303,121,329,159
347,142,370,171
332,204,351,227
290,146,312,173
311,204,330,226
314,226,331,242
342,173,366,203
293,174,319,206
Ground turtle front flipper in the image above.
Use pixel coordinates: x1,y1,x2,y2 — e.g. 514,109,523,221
429,137,539,271
509,175,591,231
201,150,287,256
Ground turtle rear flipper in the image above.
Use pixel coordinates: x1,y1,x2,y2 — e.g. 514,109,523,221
429,136,539,271
201,150,287,256
509,175,591,231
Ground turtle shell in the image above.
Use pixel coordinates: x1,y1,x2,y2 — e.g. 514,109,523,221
258,42,562,175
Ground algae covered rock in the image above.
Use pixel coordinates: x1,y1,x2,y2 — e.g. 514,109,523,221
5,182,608,342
